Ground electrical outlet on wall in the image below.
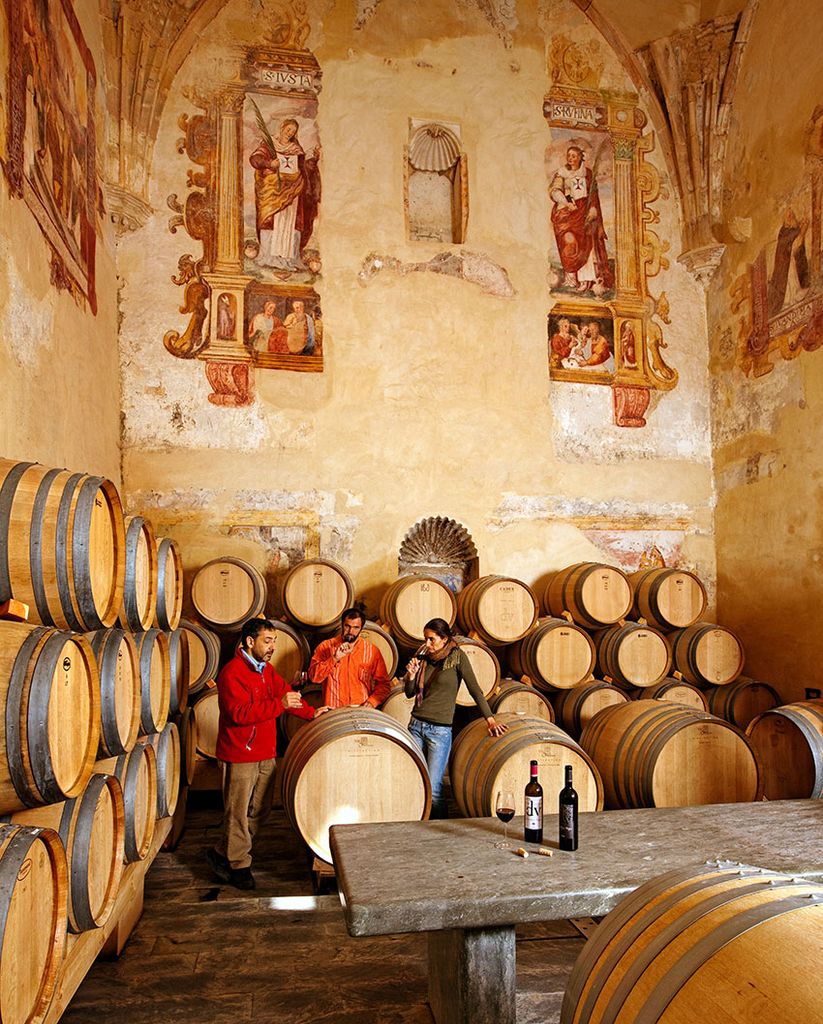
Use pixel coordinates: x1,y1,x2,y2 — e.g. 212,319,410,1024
805,688,821,700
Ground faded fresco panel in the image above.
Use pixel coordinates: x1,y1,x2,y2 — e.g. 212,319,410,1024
2,0,98,311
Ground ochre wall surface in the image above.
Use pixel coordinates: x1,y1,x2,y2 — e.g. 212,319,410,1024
709,0,823,702
0,0,121,482
118,0,714,618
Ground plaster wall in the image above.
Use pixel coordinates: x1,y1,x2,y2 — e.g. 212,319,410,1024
118,0,714,616
710,0,823,702
0,0,121,482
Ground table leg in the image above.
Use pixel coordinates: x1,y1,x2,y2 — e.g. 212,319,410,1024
427,925,516,1024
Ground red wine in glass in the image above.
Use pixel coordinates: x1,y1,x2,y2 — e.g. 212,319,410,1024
495,791,515,847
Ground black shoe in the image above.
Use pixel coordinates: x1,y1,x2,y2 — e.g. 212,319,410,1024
206,848,232,884
229,867,256,890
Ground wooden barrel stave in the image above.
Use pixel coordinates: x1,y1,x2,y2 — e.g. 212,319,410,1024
179,618,221,696
705,676,781,728
595,622,672,689
192,688,220,759
552,682,630,739
154,537,183,631
669,622,745,687
488,680,554,721
135,628,171,735
140,722,181,818
360,621,399,679
177,706,198,787
379,684,415,729
628,678,708,711
280,707,431,863
456,576,538,646
191,556,266,631
166,627,190,715
545,563,633,630
269,619,311,685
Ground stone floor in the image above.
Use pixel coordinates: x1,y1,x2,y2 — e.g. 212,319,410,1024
60,791,587,1023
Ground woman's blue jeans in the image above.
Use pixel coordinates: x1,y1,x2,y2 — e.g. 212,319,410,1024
409,718,453,819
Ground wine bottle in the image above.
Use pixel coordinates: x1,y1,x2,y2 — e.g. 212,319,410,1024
524,759,543,843
558,764,578,851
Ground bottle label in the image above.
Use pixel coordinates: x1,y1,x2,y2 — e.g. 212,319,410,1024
525,796,543,830
559,804,575,836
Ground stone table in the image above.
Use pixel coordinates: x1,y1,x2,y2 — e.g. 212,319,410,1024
329,800,823,1024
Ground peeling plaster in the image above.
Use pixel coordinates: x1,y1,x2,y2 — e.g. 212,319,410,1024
488,492,699,530
711,362,805,448
358,251,515,297
0,241,54,368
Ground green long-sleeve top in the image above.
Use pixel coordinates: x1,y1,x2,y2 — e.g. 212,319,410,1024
403,648,494,725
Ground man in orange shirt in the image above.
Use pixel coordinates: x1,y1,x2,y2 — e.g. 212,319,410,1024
309,607,392,708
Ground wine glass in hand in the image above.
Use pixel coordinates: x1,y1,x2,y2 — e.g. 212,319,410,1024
494,790,516,848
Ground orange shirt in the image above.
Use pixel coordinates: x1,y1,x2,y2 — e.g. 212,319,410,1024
309,635,392,708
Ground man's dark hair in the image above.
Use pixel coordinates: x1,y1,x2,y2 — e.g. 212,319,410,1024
240,618,275,647
341,606,366,628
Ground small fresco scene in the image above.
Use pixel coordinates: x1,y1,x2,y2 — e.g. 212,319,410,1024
549,305,615,381
546,128,615,300
734,107,823,376
245,285,322,371
3,0,98,310
242,92,321,286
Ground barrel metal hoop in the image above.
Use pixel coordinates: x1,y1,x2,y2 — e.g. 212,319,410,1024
155,539,170,629
55,473,85,632
72,476,106,630
67,774,107,932
98,630,126,755
139,629,160,733
119,751,139,860
634,893,823,1024
28,632,74,803
767,708,823,798
6,626,50,806
154,729,169,816
122,517,142,628
0,461,35,601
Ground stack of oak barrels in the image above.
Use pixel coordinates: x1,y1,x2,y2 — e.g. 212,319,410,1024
0,457,191,1023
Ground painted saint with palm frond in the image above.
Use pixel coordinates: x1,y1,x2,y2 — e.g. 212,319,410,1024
248,98,320,271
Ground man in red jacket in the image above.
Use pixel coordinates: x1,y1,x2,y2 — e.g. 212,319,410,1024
206,617,328,890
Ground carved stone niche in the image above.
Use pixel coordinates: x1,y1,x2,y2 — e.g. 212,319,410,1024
398,517,479,593
405,120,468,244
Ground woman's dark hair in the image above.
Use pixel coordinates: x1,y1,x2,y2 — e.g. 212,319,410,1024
240,618,275,646
423,618,453,640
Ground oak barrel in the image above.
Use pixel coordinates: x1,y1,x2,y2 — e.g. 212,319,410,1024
449,714,603,818
595,622,672,688
746,699,823,799
579,700,761,809
561,863,823,1024
628,566,707,630
192,688,220,759
270,619,311,684
279,559,354,630
118,515,158,631
545,562,632,629
179,618,221,696
191,556,266,631
552,681,630,739
0,822,67,1024
0,459,126,631
177,706,198,787
669,621,745,686
488,680,554,721
509,616,596,691
86,627,141,757
379,683,415,729
135,628,171,735
456,575,538,646
281,684,324,742
706,676,781,728
166,627,190,715
153,536,183,630
628,677,709,711
280,707,431,864
7,772,125,934
96,743,158,862
360,620,399,678
379,575,457,649
454,637,500,706
140,721,181,818
0,622,100,813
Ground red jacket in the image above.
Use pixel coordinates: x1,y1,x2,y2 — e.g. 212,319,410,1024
215,653,315,763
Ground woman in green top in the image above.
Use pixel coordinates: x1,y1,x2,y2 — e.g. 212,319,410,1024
403,618,507,818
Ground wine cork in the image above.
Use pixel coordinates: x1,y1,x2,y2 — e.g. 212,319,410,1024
514,847,529,858
536,847,554,857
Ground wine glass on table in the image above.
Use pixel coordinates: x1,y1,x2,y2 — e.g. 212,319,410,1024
494,790,515,848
